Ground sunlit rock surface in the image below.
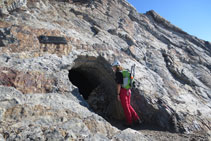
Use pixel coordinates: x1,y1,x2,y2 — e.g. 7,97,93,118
0,0,210,140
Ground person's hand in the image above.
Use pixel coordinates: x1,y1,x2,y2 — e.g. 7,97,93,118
117,95,120,101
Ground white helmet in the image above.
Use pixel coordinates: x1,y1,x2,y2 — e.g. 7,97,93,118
112,59,121,66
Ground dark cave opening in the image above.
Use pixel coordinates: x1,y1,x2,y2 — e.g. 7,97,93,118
69,67,100,100
68,56,121,120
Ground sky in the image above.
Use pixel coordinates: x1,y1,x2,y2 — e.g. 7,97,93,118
127,0,211,42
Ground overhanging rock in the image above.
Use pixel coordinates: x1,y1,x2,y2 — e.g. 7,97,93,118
68,56,125,120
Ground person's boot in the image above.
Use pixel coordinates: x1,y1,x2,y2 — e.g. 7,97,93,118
133,119,142,127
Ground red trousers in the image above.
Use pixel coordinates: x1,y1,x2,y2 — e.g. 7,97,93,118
120,88,140,125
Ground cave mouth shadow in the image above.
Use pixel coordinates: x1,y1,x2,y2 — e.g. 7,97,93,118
69,67,99,100
68,56,119,120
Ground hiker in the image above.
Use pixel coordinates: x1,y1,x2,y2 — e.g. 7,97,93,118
112,60,141,127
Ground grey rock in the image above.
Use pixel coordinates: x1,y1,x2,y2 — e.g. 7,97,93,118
7,126,44,141
112,128,152,141
0,0,27,17
0,134,4,141
0,27,17,47
85,133,110,141
0,86,118,140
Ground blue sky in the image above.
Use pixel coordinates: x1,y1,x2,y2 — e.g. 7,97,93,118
127,0,211,42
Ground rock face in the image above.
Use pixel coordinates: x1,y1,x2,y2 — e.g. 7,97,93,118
0,0,210,140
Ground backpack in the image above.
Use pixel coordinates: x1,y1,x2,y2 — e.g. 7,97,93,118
121,64,135,89
121,70,132,89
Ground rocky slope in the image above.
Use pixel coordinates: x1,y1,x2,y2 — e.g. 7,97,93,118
0,0,210,140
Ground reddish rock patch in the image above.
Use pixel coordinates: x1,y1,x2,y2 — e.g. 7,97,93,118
1,26,72,57
0,67,57,94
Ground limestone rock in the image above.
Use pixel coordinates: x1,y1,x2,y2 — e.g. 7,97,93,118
0,27,17,47
0,26,72,57
0,0,27,16
0,134,4,141
0,86,119,140
112,128,151,141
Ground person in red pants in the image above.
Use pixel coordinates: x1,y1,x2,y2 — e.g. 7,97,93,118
112,60,141,127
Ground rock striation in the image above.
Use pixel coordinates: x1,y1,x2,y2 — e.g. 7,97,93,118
0,0,210,140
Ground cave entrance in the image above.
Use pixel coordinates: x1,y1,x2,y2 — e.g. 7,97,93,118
68,56,183,132
69,67,100,100
68,56,124,119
